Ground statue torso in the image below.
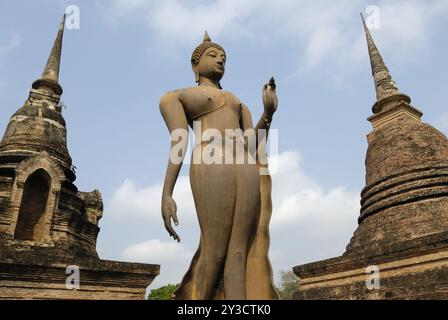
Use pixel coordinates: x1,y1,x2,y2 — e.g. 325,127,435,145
179,86,243,131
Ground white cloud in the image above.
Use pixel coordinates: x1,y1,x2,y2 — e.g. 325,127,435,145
270,151,359,230
108,0,256,43
122,239,193,289
114,149,360,288
108,175,196,221
268,151,360,282
104,0,448,77
368,1,448,62
122,239,192,263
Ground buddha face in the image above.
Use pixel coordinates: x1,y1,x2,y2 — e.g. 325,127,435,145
194,47,227,82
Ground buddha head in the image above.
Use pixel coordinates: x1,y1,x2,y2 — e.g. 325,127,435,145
191,31,227,88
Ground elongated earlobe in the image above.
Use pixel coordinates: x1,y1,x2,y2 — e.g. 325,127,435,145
192,64,200,84
195,71,200,84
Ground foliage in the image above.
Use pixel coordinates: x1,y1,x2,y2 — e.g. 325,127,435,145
147,284,179,300
277,270,300,300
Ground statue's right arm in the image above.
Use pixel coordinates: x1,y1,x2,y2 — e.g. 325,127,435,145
159,91,188,242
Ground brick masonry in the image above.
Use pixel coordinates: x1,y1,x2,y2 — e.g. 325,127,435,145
0,16,159,300
293,21,448,300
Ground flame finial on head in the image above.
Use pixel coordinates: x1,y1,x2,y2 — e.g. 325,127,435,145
203,31,211,42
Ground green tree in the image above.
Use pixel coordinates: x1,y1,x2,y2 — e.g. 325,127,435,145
147,284,179,300
277,270,300,300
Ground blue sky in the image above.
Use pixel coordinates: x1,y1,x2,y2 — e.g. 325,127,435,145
1,0,448,290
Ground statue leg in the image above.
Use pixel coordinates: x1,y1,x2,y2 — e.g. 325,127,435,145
223,163,261,300
176,162,237,299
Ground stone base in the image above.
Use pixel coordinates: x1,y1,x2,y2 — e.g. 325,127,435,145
0,250,160,300
293,237,448,300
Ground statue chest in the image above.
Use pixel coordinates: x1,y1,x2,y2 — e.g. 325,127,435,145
181,87,242,121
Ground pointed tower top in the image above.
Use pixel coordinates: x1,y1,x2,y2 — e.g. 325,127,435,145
361,13,409,110
203,30,211,42
32,14,66,95
361,13,390,76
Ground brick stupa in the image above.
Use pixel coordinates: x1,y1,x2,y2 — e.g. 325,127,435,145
293,16,448,299
0,16,159,300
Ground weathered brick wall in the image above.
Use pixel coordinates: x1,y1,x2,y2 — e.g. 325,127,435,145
294,249,448,300
0,103,72,169
294,106,448,300
345,114,448,258
0,175,13,230
365,118,448,186
0,252,160,300
346,198,448,258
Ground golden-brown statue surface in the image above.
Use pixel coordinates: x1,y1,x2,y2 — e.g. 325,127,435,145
159,32,279,300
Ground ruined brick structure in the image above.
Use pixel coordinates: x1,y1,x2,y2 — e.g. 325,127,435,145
293,16,448,300
0,16,160,300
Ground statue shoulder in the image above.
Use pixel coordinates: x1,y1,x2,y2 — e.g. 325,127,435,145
160,87,202,104
160,89,182,105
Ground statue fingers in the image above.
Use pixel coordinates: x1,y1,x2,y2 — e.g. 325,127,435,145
164,221,180,242
172,211,179,226
171,229,181,243
163,217,171,231
264,77,277,92
269,77,276,90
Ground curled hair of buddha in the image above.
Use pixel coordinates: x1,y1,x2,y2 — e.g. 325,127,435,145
191,31,226,65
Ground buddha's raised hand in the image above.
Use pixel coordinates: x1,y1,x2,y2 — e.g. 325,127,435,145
161,195,181,242
262,77,278,116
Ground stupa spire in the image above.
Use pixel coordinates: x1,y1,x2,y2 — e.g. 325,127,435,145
361,13,402,104
32,14,66,95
